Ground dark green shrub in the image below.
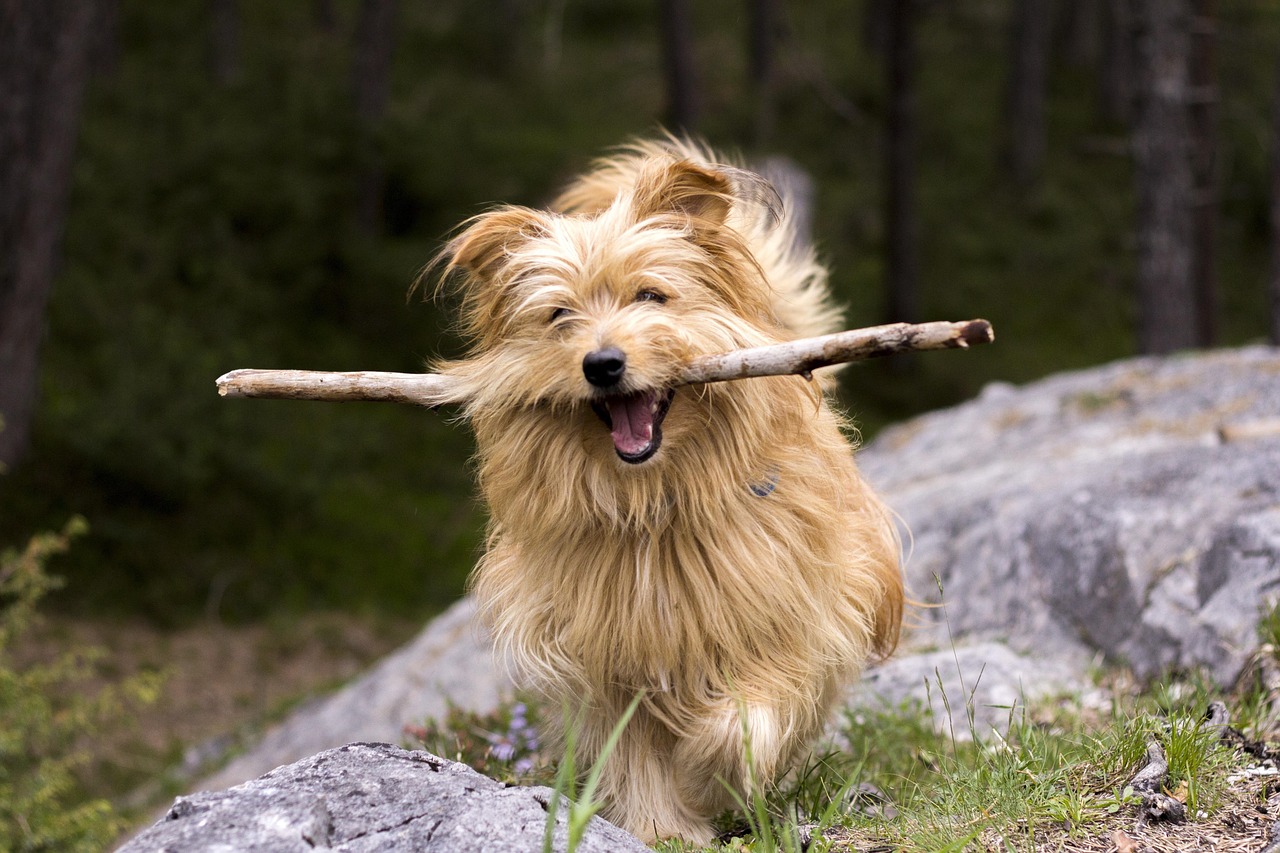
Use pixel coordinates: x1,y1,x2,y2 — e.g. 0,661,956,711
0,518,160,852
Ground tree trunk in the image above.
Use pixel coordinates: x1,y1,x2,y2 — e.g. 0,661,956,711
1269,53,1280,346
92,0,121,78
1006,0,1054,186
885,0,919,327
482,0,529,76
1100,0,1134,124
748,0,781,148
209,0,241,86
863,0,889,55
352,0,398,233
1130,0,1198,355
1056,0,1100,69
658,0,699,133
0,1,98,469
313,0,337,33
1188,0,1217,347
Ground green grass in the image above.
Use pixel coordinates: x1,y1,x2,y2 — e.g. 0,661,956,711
408,662,1279,852
764,666,1271,852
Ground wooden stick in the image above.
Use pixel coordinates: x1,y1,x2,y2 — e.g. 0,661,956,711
216,319,993,406
680,319,993,383
215,370,461,406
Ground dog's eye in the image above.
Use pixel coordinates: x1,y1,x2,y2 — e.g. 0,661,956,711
634,289,668,305
549,307,570,323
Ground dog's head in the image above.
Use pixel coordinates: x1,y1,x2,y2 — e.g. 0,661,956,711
435,158,790,469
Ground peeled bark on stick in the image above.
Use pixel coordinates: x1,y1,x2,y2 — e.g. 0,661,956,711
216,319,994,407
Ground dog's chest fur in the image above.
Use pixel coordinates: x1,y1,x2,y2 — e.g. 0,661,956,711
473,416,875,701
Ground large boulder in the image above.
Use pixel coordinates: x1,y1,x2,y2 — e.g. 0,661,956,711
858,345,1280,685
844,641,1086,740
124,743,647,852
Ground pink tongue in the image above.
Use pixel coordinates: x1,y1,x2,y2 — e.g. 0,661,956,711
607,393,655,456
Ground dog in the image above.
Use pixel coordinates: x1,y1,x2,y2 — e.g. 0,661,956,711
432,138,903,844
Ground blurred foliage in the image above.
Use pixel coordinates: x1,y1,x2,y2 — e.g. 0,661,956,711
0,518,161,851
1,0,1279,624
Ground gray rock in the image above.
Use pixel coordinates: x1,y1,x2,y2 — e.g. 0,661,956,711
1183,508,1280,676
859,346,1280,685
126,743,647,853
845,641,1085,741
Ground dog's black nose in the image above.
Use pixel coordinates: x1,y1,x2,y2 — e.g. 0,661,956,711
583,347,627,387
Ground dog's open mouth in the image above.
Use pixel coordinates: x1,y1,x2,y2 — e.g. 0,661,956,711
590,389,674,464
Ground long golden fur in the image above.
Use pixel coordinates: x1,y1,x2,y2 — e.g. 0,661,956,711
434,138,903,844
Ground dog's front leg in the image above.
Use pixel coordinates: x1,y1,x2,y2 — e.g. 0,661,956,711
585,706,718,845
670,692,807,820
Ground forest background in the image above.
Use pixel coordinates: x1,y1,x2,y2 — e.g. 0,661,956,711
3,0,1280,819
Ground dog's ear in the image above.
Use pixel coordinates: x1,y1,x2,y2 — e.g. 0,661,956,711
439,206,550,346
631,160,735,227
632,160,786,234
445,206,548,279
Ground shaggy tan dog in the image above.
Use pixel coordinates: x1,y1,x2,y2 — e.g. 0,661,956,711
434,139,903,844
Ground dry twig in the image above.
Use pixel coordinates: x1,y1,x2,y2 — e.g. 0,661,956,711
216,319,993,406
